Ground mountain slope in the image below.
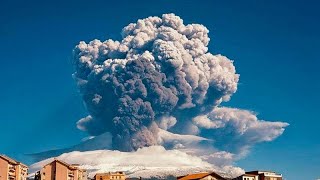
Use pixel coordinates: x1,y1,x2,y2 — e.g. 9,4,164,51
29,146,237,179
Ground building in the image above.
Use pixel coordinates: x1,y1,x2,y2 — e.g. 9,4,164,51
244,171,282,180
34,159,87,180
177,172,226,180
232,174,258,180
0,154,28,180
94,172,126,180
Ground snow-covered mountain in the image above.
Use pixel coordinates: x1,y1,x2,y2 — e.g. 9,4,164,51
28,146,238,179
28,130,243,179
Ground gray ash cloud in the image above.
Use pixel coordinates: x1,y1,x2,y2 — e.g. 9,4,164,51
72,13,240,151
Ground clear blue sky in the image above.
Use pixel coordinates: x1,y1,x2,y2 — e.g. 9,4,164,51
0,0,319,179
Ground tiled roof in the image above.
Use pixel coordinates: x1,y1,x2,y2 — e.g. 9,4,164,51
178,172,225,180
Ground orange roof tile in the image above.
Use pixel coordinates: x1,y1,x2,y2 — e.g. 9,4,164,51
177,172,225,180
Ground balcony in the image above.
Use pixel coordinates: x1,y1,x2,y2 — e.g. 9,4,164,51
8,171,16,176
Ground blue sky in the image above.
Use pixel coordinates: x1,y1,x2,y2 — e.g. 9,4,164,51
0,0,319,179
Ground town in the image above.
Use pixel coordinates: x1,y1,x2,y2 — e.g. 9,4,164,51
0,154,283,180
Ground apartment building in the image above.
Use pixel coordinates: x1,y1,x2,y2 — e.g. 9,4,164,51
34,159,87,180
0,154,28,180
232,174,258,180
245,171,282,180
94,172,126,180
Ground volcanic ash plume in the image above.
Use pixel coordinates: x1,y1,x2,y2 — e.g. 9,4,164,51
72,13,239,151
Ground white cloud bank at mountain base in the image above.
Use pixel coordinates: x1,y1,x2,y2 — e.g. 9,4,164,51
30,13,289,178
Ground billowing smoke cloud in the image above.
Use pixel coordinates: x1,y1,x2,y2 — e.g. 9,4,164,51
73,13,239,151
192,107,288,155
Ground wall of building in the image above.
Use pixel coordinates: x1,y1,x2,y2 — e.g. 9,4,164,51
78,170,87,180
73,169,79,180
242,176,256,180
233,175,258,180
263,177,282,180
43,163,55,180
15,164,28,180
0,158,8,180
55,162,69,180
39,161,87,180
15,165,21,180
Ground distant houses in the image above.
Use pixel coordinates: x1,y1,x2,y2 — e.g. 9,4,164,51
0,154,283,180
178,171,283,180
94,172,126,180
0,154,28,180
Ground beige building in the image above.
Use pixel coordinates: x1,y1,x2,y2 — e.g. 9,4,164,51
240,171,282,180
232,174,258,180
94,172,126,180
0,154,28,180
233,171,282,180
177,172,226,180
35,159,87,180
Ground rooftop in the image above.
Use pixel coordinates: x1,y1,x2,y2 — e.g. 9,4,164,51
246,170,282,177
44,159,85,171
177,172,225,180
0,154,28,168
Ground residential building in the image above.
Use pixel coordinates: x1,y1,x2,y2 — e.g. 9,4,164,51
0,154,28,180
232,174,258,180
177,172,226,180
34,159,87,180
94,172,126,180
245,171,282,180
